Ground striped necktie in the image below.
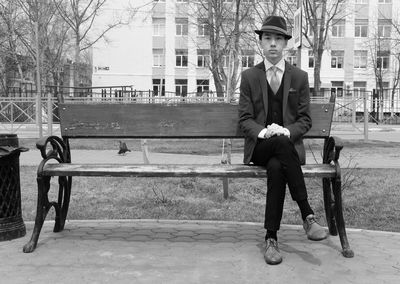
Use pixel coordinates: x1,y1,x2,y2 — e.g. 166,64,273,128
269,66,280,94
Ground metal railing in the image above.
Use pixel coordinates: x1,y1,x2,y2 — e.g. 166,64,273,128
1,88,400,137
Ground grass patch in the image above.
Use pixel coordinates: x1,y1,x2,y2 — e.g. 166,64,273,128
20,166,400,232
19,137,400,155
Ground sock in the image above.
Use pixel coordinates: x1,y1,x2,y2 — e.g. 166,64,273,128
265,230,277,241
297,199,314,221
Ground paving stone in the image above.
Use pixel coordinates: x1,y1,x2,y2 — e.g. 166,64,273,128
2,220,400,283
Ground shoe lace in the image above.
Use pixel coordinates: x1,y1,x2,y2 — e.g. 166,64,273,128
306,216,316,228
267,238,278,249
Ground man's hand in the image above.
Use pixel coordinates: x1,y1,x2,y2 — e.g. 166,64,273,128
264,123,290,139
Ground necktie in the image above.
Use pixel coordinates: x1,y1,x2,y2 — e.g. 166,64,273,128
269,66,280,94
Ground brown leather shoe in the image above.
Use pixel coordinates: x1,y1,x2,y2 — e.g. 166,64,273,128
264,238,282,265
303,214,328,241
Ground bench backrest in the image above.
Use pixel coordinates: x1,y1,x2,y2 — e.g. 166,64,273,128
58,101,334,139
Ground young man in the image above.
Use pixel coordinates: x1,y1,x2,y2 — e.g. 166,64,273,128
238,16,327,265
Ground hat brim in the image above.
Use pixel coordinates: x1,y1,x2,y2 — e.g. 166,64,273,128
255,27,292,39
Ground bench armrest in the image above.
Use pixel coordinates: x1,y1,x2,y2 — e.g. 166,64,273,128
323,136,343,164
36,136,70,174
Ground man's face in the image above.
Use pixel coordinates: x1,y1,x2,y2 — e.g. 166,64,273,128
260,32,288,65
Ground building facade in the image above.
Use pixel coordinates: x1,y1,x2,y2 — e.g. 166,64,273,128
92,0,400,103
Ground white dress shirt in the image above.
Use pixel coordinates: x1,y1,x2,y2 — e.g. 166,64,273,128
265,58,285,87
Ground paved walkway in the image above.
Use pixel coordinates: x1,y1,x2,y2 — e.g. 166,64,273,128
2,219,400,283
3,123,400,283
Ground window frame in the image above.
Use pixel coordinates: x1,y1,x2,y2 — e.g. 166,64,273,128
175,50,188,67
332,20,345,38
355,21,368,38
377,52,390,69
196,79,209,96
378,25,391,38
153,49,164,67
241,52,255,68
175,79,188,97
354,50,367,69
331,50,344,69
152,18,165,36
198,19,210,36
175,18,188,36
152,79,165,97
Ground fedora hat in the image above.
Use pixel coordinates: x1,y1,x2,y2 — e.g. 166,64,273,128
254,16,292,39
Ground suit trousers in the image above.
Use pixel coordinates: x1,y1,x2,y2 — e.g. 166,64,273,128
251,135,308,231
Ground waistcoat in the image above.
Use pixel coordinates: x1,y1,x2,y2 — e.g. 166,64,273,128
265,74,284,127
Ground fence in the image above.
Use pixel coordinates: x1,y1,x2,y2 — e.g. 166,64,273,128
1,88,400,136
311,89,400,124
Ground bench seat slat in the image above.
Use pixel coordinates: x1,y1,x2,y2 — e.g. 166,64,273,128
42,163,336,178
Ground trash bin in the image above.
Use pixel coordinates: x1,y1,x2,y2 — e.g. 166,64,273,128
0,134,28,241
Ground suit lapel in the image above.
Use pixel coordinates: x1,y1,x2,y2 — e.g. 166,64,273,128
255,62,269,116
282,61,292,119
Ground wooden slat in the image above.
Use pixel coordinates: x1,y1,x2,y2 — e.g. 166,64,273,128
59,103,334,139
42,163,337,178
59,103,240,138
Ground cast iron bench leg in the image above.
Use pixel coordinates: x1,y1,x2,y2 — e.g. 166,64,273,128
54,176,71,232
332,177,354,258
23,176,52,253
323,177,337,236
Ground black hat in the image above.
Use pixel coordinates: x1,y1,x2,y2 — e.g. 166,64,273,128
254,16,292,39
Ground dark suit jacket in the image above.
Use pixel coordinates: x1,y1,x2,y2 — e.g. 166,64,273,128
238,61,312,165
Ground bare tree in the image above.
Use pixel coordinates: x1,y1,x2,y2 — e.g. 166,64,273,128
189,0,253,99
14,0,72,93
388,16,400,120
302,0,346,96
366,28,389,122
0,1,30,95
53,0,128,90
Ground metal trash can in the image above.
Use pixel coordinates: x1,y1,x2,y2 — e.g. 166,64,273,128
0,134,28,241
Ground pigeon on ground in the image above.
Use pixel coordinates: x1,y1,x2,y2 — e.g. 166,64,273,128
118,141,131,155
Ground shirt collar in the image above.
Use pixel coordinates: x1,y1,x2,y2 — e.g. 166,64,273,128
264,58,285,73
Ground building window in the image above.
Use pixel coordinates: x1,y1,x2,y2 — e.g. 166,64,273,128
197,79,209,96
198,18,210,36
308,50,314,68
378,0,391,3
176,0,188,2
153,18,165,36
331,81,344,97
153,49,164,67
176,18,188,36
353,81,366,97
354,50,367,69
332,20,345,37
197,49,210,68
241,51,254,68
355,19,368,37
153,79,165,96
381,82,390,99
331,50,344,69
355,0,368,3
377,51,390,69
286,50,297,66
378,19,391,38
176,49,188,67
175,79,187,97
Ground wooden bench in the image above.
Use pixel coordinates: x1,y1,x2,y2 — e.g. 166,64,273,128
23,97,354,258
